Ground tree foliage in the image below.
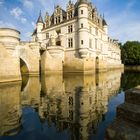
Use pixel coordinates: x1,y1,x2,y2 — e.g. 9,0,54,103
121,41,140,65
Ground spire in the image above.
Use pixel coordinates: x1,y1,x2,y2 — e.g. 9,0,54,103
78,0,90,4
37,10,43,24
102,14,107,26
69,0,72,4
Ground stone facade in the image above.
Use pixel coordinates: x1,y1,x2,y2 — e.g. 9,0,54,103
0,0,124,82
32,0,123,74
0,28,40,82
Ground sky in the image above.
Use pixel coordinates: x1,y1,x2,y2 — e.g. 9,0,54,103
0,0,140,43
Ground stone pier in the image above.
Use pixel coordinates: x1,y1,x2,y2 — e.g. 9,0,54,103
106,86,140,140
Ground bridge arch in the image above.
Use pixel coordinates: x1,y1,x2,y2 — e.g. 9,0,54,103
20,58,29,75
18,46,39,75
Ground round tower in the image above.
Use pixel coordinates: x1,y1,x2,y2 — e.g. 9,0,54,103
0,28,20,55
36,11,44,42
78,0,90,58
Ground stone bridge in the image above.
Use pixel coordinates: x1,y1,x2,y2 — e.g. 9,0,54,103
0,28,40,82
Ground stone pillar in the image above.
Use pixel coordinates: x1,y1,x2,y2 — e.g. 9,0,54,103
29,42,40,59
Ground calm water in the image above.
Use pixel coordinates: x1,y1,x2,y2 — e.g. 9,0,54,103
0,70,139,140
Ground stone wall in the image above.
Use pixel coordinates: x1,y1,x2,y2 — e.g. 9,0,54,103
64,50,95,73
41,50,63,74
18,43,40,75
106,86,140,140
0,43,21,82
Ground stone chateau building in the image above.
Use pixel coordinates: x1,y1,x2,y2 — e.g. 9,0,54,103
0,0,123,82
32,0,123,73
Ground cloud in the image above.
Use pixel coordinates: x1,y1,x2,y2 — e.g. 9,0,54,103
1,0,139,42
0,0,4,6
31,22,36,29
10,7,27,23
107,0,140,43
25,32,32,38
0,20,16,29
23,0,33,9
21,17,27,23
10,7,23,19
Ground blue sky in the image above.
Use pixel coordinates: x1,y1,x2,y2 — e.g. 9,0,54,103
0,0,140,43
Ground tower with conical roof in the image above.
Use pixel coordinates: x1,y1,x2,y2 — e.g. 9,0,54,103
36,11,44,42
78,0,90,58
103,17,108,34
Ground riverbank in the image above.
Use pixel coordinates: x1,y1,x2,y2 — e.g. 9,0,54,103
125,65,140,72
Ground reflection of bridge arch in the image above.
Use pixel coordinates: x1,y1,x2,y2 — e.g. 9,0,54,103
21,76,40,108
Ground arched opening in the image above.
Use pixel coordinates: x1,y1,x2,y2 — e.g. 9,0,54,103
20,58,29,75
20,58,29,91
96,57,99,73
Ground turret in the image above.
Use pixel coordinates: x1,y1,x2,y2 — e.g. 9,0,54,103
36,11,44,42
103,18,108,34
78,0,90,58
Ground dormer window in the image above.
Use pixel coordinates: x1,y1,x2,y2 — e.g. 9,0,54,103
66,1,74,20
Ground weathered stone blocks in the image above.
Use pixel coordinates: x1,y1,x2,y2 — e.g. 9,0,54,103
0,43,21,82
106,86,140,140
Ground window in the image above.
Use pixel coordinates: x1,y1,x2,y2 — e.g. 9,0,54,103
68,25,73,33
56,41,61,46
68,38,73,48
95,38,97,49
68,11,73,19
89,26,92,33
89,39,92,48
46,33,49,39
81,10,83,14
101,43,103,50
81,40,84,45
95,27,98,35
58,16,60,23
81,23,83,28
55,18,57,24
70,11,72,18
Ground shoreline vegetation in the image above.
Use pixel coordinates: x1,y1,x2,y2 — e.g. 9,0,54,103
121,41,140,71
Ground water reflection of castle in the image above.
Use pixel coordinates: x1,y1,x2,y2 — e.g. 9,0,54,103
0,70,122,138
39,71,122,140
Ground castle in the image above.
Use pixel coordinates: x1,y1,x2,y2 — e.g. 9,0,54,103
32,0,123,73
0,0,123,82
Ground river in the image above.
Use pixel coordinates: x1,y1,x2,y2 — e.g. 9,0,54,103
0,70,139,140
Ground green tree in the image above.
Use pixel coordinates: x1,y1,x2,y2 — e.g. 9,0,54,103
121,41,140,65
